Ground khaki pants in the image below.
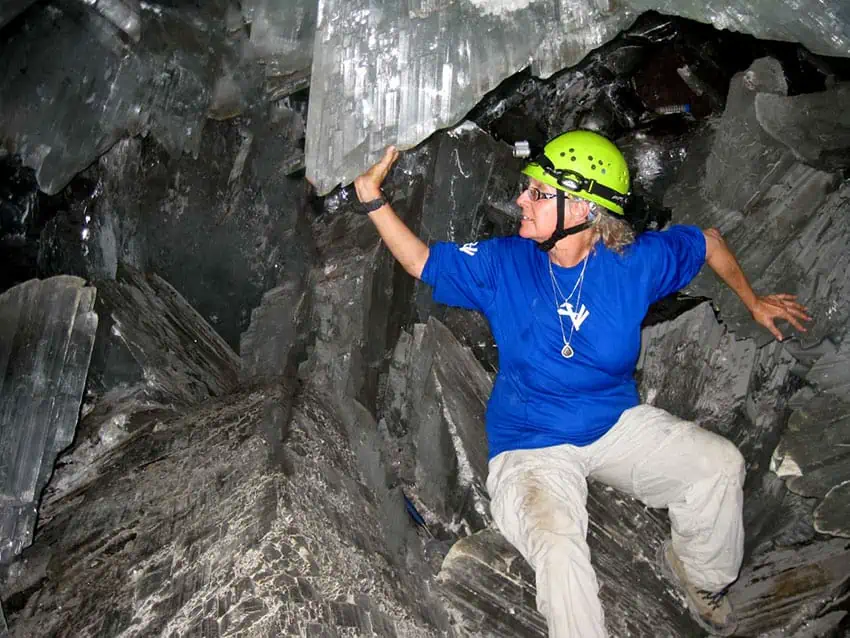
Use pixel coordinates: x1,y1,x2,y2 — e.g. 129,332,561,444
486,404,745,638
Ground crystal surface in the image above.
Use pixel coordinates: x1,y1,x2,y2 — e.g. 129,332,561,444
0,1,229,195
306,0,850,194
243,0,317,83
0,276,97,562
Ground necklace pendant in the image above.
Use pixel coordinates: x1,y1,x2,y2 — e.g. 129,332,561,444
561,344,574,359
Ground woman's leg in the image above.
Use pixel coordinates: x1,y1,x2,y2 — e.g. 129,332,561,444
487,445,606,638
587,404,745,591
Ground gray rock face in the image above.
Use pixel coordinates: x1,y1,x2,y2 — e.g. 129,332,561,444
242,0,317,81
91,265,241,405
301,212,400,412
815,481,850,539
0,247,459,637
665,56,792,227
3,384,451,638
84,0,142,40
382,319,493,537
666,58,849,349
0,276,98,563
702,57,789,213
729,538,850,636
0,0,39,32
756,83,850,171
772,392,850,539
40,263,241,523
806,337,850,398
437,529,548,638
76,117,311,350
240,275,311,387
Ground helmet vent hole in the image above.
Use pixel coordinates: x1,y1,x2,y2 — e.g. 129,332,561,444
569,148,574,152
601,168,606,174
560,152,565,157
588,155,593,160
591,164,596,170
571,156,576,161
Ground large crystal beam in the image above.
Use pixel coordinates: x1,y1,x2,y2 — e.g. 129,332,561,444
0,276,98,562
305,0,850,195
305,0,635,194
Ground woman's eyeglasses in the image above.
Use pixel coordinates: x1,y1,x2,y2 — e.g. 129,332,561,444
528,187,557,201
524,185,583,202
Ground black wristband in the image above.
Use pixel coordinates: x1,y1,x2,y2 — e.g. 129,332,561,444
358,193,387,214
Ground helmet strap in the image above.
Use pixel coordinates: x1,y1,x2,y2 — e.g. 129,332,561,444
534,152,630,211
537,192,592,252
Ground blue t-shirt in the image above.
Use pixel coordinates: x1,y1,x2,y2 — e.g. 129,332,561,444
420,225,706,460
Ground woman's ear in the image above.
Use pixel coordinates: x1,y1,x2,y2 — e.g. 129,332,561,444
572,199,593,221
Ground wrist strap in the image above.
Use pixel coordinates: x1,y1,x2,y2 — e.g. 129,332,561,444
358,193,387,214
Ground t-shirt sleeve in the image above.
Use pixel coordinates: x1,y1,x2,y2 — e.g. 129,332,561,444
420,239,502,312
640,225,707,302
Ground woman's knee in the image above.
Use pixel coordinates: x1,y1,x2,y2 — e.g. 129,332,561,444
694,435,745,484
531,529,593,573
722,439,746,483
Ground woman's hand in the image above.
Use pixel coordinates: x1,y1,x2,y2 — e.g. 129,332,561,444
749,294,812,341
354,146,399,202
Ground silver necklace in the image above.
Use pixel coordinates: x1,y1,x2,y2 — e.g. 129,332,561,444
547,252,589,359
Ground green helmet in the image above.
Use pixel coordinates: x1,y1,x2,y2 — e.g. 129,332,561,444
522,130,630,215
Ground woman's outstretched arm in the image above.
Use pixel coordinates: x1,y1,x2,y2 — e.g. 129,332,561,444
703,227,811,340
354,146,430,280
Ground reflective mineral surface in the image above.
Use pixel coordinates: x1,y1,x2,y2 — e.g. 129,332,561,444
1,2,850,637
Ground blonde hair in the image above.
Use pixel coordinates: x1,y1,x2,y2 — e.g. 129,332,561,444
589,204,635,254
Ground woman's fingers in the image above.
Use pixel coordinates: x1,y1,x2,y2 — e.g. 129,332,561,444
782,312,809,333
761,316,784,341
767,294,812,323
785,305,812,321
755,294,814,339
370,145,399,181
382,145,398,166
354,146,400,200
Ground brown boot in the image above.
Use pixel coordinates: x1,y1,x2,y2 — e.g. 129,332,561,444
657,541,738,636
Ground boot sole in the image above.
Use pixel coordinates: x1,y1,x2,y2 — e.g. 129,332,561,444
656,541,737,637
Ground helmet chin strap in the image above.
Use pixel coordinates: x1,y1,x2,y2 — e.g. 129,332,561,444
536,191,592,252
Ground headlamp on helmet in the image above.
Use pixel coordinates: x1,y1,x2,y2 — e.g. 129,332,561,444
520,130,631,216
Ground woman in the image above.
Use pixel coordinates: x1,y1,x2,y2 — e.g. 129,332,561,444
353,130,810,637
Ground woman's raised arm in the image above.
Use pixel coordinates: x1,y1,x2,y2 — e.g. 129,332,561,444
354,146,430,280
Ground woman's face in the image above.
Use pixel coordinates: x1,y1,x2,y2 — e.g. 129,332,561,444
516,179,589,242
516,178,557,242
